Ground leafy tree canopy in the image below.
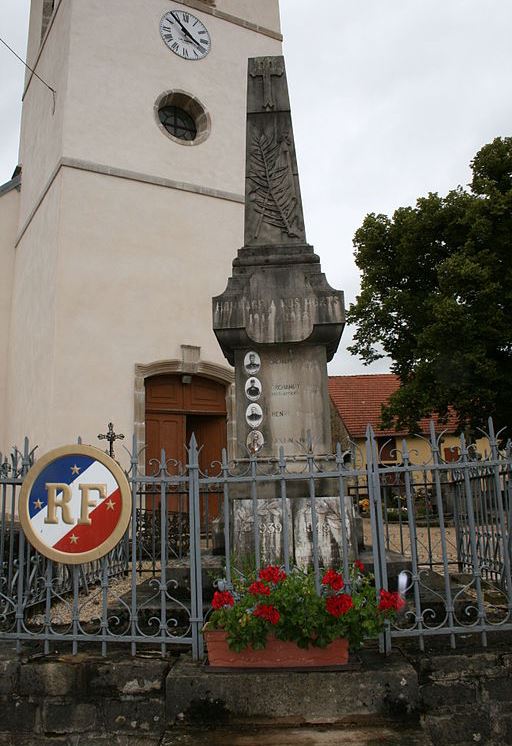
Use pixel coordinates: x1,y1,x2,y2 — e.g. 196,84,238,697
347,137,512,433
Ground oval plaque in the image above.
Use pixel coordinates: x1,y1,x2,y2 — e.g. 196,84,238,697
245,377,262,401
19,445,132,565
246,403,263,428
246,430,264,454
244,351,261,375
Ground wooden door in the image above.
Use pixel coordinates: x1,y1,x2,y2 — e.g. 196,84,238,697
145,374,227,516
145,412,185,510
187,414,227,521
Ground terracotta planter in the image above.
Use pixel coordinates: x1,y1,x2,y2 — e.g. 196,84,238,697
203,629,349,668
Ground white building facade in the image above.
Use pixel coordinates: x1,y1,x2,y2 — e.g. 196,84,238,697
0,0,282,466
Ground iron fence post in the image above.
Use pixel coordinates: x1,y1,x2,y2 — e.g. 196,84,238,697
365,426,391,654
488,418,512,601
188,434,204,660
429,421,456,649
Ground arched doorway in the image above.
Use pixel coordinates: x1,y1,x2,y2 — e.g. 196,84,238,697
144,373,227,522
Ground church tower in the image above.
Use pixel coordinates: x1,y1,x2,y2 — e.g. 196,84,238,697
1,0,282,465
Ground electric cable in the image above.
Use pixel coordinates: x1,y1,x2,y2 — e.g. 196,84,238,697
0,34,56,111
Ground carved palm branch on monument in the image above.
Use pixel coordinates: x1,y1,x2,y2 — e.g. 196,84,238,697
249,131,301,240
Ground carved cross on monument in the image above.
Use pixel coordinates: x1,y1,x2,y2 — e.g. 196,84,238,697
97,422,125,459
250,57,284,110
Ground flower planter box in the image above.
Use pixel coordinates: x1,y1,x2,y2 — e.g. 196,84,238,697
204,629,349,668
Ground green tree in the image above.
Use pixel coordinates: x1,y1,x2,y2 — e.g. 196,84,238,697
347,137,512,433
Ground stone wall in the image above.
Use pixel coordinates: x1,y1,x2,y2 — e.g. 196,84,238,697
0,646,171,745
418,649,512,745
1,643,511,745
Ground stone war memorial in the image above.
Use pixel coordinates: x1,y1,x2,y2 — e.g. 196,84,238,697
213,56,352,568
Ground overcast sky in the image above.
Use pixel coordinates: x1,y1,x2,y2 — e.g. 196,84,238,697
1,1,511,375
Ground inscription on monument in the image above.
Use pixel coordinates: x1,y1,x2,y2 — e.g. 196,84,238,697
247,346,330,458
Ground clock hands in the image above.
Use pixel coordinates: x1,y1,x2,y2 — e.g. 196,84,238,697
170,12,202,49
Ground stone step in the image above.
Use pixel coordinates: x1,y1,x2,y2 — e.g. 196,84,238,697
161,723,432,745
166,649,420,725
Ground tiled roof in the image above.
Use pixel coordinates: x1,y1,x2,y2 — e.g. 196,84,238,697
328,374,459,438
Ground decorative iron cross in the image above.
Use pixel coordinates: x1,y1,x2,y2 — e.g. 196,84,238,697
0,458,11,478
97,422,125,459
250,57,284,110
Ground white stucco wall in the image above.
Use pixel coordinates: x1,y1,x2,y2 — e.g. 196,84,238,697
7,175,62,454
62,0,280,195
24,0,45,76
0,184,19,451
220,0,281,32
41,167,244,449
18,0,70,230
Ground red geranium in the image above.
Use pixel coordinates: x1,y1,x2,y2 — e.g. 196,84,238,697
321,569,344,591
354,560,365,572
326,594,353,617
253,604,280,625
211,590,235,610
378,589,406,612
258,565,287,584
248,581,271,597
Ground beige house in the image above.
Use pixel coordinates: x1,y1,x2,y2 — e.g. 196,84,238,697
328,374,490,468
0,0,282,468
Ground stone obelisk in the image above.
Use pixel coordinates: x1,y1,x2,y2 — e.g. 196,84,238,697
213,57,349,567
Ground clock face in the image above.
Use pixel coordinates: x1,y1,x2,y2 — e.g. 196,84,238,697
160,10,211,60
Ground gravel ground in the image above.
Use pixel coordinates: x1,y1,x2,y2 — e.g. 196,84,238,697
362,518,459,564
28,554,226,626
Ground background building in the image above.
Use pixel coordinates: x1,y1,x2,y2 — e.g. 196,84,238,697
328,374,489,465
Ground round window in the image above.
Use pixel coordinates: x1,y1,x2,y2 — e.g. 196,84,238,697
159,105,197,141
155,91,210,146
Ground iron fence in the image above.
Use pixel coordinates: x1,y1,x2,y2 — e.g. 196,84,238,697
367,419,512,651
0,419,511,658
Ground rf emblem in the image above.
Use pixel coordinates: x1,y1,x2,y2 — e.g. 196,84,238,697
19,445,131,564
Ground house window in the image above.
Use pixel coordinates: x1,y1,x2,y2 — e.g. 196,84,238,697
444,446,460,463
158,106,197,141
154,91,211,146
376,437,396,463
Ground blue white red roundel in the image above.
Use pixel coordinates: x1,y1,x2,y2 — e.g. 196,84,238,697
19,445,131,564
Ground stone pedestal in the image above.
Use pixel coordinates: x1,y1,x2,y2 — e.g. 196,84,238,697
212,56,353,568
235,345,330,458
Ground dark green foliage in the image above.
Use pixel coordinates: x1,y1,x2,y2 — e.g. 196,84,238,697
347,137,512,432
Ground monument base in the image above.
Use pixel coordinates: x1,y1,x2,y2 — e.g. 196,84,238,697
232,493,355,570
